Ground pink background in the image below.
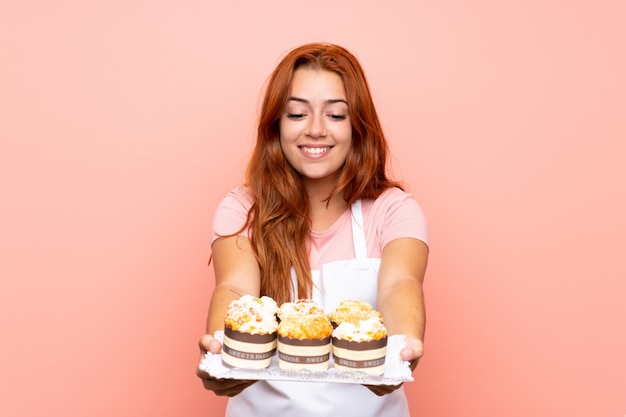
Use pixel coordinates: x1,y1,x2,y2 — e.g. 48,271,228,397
1,1,625,416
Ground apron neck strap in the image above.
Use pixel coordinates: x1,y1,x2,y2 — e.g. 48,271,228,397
350,200,369,268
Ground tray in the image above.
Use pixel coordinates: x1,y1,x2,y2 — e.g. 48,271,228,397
198,331,413,385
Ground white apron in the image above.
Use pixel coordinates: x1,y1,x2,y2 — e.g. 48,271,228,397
225,200,410,417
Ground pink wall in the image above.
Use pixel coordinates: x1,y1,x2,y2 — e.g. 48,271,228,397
1,1,624,416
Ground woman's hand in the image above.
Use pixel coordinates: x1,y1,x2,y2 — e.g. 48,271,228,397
196,334,256,397
363,336,424,396
401,336,424,372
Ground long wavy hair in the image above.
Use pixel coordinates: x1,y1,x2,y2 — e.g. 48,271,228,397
243,43,402,304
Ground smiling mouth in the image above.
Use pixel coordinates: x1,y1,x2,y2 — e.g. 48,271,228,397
300,146,331,155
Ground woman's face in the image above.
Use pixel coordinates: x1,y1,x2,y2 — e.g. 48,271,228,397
279,68,352,186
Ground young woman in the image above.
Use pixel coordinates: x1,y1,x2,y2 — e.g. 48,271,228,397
197,43,429,417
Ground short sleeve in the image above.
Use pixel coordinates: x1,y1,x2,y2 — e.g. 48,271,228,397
369,188,429,250
210,186,255,245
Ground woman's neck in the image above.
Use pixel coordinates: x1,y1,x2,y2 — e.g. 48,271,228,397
304,178,349,231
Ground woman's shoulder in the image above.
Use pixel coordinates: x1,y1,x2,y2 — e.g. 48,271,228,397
220,185,255,209
211,185,255,244
364,186,429,247
369,186,423,211
364,186,428,229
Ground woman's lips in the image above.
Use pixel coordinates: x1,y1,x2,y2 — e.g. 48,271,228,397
300,146,331,156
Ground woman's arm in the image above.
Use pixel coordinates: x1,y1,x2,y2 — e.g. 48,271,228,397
366,237,429,396
377,237,428,341
206,235,261,334
197,234,261,396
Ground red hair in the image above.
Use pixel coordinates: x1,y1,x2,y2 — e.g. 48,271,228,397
244,43,402,304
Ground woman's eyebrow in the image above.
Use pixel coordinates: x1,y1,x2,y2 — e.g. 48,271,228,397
287,97,348,105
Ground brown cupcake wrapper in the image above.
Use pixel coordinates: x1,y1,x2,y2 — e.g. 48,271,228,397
278,351,330,364
333,356,386,369
331,335,387,350
222,345,276,361
278,335,331,346
224,326,277,343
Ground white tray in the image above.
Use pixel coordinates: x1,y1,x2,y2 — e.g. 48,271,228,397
198,331,413,385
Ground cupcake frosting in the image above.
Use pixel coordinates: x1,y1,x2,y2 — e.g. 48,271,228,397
332,317,388,342
278,314,333,340
224,295,278,334
277,299,327,321
329,300,383,325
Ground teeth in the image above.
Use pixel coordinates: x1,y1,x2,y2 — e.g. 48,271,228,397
301,147,330,154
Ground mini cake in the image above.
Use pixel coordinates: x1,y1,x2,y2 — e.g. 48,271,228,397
221,295,278,369
277,299,327,321
331,317,388,375
277,303,333,371
329,299,383,327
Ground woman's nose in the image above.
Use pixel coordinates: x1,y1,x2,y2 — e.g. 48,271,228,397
306,113,327,138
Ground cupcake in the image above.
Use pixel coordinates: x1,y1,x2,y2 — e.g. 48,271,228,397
329,299,383,327
331,318,388,376
277,301,333,371
221,295,278,369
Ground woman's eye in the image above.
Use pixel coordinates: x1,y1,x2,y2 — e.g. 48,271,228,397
286,113,305,120
329,114,348,120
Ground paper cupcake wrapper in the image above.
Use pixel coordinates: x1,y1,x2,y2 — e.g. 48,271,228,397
331,336,387,375
222,327,277,369
277,335,331,346
331,336,387,350
224,326,277,343
277,335,331,371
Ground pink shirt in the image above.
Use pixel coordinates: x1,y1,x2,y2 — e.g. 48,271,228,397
211,186,428,270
